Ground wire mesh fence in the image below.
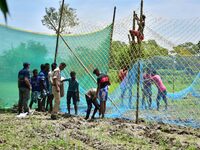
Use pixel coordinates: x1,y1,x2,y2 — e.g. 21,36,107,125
0,9,199,127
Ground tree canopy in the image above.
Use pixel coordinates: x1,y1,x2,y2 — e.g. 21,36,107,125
173,42,200,56
41,2,79,34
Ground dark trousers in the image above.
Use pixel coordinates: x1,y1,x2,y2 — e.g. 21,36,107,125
18,87,30,113
38,90,47,111
46,94,54,112
85,95,100,119
67,91,78,114
156,90,168,110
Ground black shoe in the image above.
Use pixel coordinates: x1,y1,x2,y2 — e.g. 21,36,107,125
91,116,96,119
51,114,57,120
84,117,89,120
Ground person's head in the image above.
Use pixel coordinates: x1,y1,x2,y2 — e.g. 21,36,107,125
45,63,50,72
59,62,66,71
152,70,157,76
70,71,76,79
51,63,57,71
33,69,38,76
93,68,100,76
23,62,30,69
40,64,45,71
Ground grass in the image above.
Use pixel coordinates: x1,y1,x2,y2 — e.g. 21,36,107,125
0,113,200,150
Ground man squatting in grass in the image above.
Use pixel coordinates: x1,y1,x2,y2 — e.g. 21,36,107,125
51,62,66,119
93,68,111,118
29,69,40,109
62,71,80,115
85,88,100,120
18,62,31,114
150,70,168,111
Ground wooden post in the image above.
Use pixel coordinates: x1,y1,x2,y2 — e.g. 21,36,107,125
54,0,65,63
110,6,116,44
135,0,144,124
108,7,116,69
132,11,136,43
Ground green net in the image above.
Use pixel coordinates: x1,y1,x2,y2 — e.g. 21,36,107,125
0,24,112,108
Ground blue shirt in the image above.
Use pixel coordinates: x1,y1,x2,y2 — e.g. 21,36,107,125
44,71,49,92
38,71,47,91
65,78,79,92
31,76,40,92
18,68,30,88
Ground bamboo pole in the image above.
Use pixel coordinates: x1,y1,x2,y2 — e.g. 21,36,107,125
108,7,116,71
135,0,143,124
132,11,136,43
110,6,116,47
54,0,65,63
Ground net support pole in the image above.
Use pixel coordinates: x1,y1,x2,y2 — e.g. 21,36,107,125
108,7,116,68
110,6,116,48
54,0,65,63
132,11,136,43
172,56,175,101
136,0,144,124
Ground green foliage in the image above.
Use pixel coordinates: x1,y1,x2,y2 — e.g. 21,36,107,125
109,40,169,70
0,0,9,22
173,42,200,56
141,40,169,58
109,41,131,69
0,41,49,81
41,2,79,33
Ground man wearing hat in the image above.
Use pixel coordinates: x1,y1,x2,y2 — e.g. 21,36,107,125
18,62,31,114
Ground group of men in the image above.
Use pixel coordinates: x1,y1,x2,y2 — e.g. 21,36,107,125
18,62,66,116
17,62,111,120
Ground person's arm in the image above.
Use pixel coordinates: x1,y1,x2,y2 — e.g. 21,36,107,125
95,83,100,99
62,78,70,82
24,77,31,90
24,71,31,90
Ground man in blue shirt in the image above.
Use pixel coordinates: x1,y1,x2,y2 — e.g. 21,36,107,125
18,62,31,114
62,71,80,115
29,69,40,109
38,64,47,112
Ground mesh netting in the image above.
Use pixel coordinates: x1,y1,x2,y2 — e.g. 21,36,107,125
0,11,200,128
0,24,112,108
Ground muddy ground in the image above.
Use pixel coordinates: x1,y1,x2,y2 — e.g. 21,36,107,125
0,112,200,150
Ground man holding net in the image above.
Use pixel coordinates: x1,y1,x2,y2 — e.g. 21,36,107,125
142,68,152,109
93,68,111,119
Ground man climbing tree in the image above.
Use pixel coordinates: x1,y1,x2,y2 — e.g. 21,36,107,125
41,2,79,34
